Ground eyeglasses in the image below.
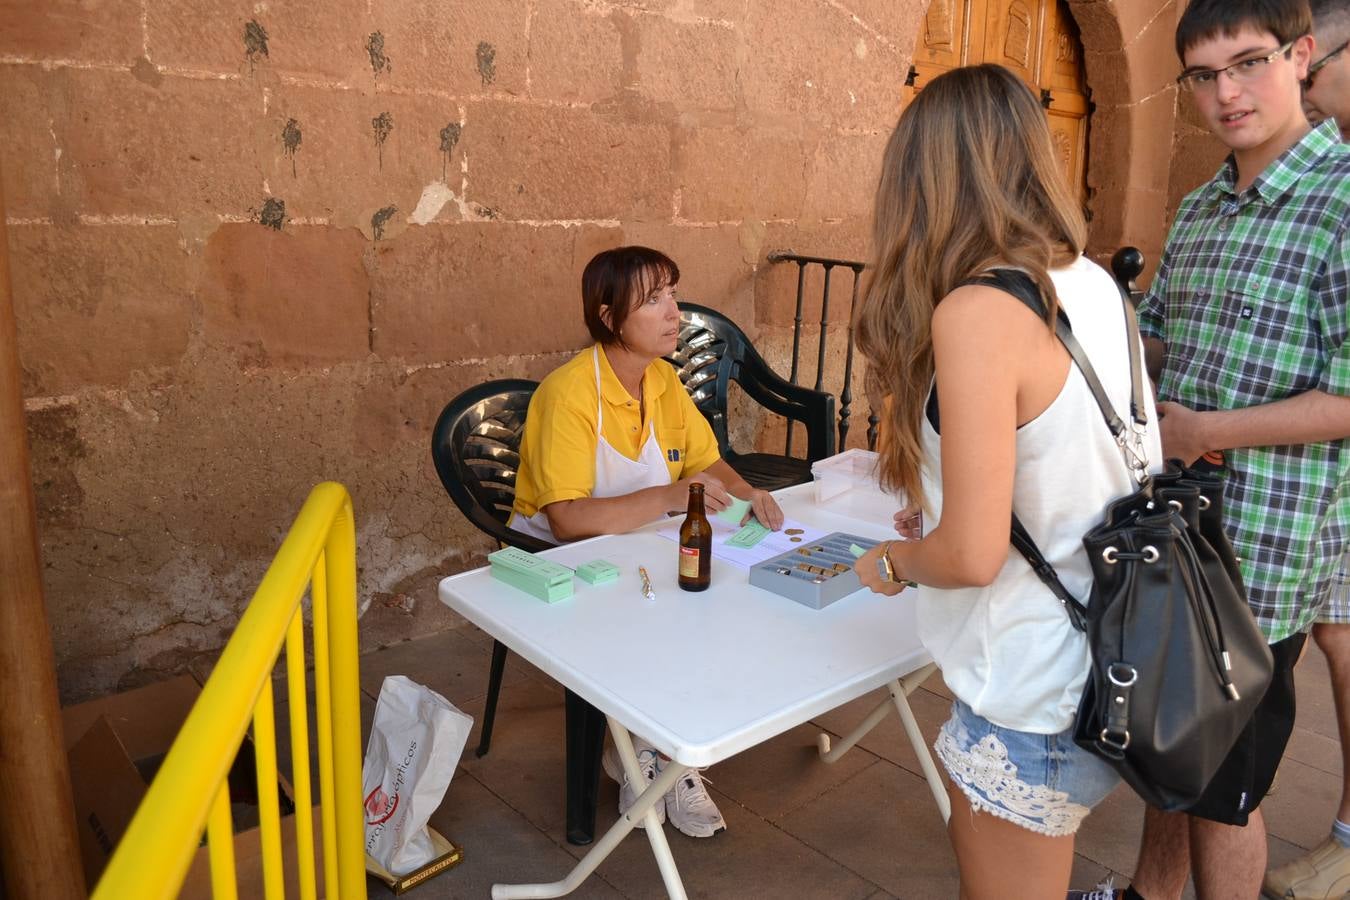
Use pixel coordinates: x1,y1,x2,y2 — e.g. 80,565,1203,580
1176,40,1297,93
1305,39,1349,88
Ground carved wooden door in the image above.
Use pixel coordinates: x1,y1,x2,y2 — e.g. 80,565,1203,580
908,0,1089,204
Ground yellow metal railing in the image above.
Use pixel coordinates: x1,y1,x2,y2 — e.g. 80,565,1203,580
92,482,368,900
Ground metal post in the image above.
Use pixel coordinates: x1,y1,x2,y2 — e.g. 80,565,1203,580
814,264,832,394
787,262,806,387
0,167,87,897
1110,246,1145,307
839,266,862,449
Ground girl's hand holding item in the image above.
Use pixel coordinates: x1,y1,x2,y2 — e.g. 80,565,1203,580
893,506,922,540
855,541,909,597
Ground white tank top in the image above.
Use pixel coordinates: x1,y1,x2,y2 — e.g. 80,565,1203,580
916,256,1163,734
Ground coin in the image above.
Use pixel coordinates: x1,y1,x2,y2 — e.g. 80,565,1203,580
790,536,803,543
784,528,804,535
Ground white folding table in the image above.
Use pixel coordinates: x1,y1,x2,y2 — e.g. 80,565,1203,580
438,481,950,899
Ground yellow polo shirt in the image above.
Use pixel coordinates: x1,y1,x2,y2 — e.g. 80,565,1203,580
511,346,721,519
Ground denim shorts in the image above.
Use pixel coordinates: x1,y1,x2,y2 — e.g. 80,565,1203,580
935,699,1120,837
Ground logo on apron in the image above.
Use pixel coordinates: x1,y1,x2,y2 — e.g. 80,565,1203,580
667,448,681,462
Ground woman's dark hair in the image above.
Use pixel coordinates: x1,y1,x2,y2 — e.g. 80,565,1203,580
581,246,680,347
1176,0,1312,61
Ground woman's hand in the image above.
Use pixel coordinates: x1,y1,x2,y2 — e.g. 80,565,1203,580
893,506,922,540
745,488,784,530
854,542,908,597
672,472,731,514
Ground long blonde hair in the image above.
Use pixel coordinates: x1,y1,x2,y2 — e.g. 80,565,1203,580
855,64,1087,508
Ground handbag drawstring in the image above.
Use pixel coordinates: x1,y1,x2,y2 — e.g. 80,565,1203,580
1175,526,1241,700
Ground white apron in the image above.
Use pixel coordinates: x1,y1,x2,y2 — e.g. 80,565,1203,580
510,346,671,543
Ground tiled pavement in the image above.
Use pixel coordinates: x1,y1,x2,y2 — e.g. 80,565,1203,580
335,625,1340,899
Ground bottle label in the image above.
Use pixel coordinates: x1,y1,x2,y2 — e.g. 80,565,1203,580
678,546,701,578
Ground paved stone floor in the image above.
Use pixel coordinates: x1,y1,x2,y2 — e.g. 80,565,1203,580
341,625,1340,900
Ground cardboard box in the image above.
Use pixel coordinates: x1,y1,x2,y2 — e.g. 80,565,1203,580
365,827,463,895
63,676,323,899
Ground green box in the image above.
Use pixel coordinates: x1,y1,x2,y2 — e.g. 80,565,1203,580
575,560,620,585
488,547,573,603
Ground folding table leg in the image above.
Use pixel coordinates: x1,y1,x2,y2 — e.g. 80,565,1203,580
814,662,950,823
490,719,689,900
887,674,951,823
816,696,892,762
816,662,938,761
607,721,688,899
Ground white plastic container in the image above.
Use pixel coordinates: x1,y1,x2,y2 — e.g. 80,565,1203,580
810,448,903,524
812,448,880,501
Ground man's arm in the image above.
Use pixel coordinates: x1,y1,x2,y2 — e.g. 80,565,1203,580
1158,390,1350,464
1144,336,1165,387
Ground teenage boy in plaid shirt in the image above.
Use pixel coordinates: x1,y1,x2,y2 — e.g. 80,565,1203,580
1069,1,1350,899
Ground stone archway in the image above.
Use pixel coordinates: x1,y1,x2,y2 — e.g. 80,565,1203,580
904,0,1187,282
1063,0,1189,282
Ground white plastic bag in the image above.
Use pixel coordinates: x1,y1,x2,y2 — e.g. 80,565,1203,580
362,675,472,875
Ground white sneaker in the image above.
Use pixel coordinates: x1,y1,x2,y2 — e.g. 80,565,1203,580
666,768,726,838
602,739,665,828
1066,877,1120,899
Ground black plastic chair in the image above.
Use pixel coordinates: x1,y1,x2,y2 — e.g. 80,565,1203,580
431,379,546,758
431,380,609,845
668,302,837,491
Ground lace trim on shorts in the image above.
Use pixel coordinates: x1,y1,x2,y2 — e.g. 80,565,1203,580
935,725,1090,837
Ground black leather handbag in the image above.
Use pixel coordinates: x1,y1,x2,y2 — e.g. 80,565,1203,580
959,270,1275,811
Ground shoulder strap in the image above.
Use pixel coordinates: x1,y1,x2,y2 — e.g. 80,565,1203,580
941,268,1145,633
960,269,1138,440
1012,513,1089,631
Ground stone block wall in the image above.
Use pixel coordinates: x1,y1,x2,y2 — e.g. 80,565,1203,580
3,0,926,701
4,0,1222,701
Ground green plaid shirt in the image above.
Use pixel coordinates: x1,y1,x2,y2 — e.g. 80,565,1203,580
1138,120,1350,642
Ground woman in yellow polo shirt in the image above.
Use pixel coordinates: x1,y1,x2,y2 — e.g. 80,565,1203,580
509,245,783,838
509,245,782,543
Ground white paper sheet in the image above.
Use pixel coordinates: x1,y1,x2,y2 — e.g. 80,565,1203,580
655,516,832,569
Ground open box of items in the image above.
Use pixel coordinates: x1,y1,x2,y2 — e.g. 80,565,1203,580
748,532,882,609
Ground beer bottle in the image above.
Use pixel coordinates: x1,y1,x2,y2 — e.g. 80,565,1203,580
678,483,712,591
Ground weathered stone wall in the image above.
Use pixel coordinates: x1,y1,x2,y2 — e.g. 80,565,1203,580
2,0,926,701
3,0,1210,702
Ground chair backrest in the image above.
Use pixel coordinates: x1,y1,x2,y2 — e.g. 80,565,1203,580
431,378,553,553
667,302,834,464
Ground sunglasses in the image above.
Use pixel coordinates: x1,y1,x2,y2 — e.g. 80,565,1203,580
1305,39,1349,88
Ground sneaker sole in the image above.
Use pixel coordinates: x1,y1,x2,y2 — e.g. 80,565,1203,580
670,821,726,839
